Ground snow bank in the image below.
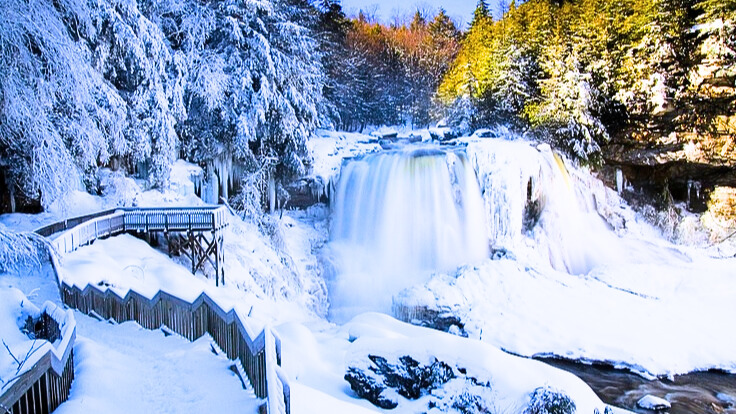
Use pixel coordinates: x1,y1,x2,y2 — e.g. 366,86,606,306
0,288,75,390
307,130,381,196
278,314,629,414
397,231,736,378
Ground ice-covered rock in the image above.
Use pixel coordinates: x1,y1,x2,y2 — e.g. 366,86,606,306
525,386,577,414
637,395,671,411
717,393,736,407
344,352,504,412
345,354,455,407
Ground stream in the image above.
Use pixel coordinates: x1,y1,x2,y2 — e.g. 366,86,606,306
541,358,736,414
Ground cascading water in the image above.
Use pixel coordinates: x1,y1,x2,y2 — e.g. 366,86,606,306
465,137,686,275
326,147,489,322
466,138,630,275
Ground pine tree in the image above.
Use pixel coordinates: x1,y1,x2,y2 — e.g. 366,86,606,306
529,34,608,160
472,0,491,26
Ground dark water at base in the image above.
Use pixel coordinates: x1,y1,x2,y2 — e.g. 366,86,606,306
540,358,736,414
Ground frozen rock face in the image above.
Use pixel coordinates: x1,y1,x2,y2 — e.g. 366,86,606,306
465,138,630,275
327,147,488,322
345,354,455,408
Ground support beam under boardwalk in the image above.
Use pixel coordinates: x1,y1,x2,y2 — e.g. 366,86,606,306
121,207,230,286
171,229,226,286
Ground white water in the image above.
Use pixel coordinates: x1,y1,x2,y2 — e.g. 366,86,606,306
465,138,690,275
327,147,488,322
466,140,629,275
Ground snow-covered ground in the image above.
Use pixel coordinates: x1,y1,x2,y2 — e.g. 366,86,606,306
55,313,261,414
278,313,627,414
398,254,736,378
307,129,381,192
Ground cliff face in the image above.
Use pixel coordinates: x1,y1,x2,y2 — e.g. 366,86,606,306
603,16,736,238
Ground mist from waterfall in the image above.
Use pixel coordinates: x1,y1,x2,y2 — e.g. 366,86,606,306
326,147,488,322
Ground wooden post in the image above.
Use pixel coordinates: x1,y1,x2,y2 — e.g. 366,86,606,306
189,231,196,275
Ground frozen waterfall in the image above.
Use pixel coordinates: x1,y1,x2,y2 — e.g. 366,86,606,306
326,147,489,322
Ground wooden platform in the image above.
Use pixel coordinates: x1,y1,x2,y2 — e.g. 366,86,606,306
38,206,230,286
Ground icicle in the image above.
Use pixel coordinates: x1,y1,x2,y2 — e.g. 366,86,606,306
616,169,624,194
268,174,276,213
211,154,234,202
9,183,15,213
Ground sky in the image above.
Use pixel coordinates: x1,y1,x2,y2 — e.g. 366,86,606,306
338,0,508,28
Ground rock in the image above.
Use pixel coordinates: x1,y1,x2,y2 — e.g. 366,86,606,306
344,367,398,409
429,377,495,414
716,393,736,407
524,387,576,414
392,304,468,337
637,395,671,411
283,177,327,209
345,354,457,409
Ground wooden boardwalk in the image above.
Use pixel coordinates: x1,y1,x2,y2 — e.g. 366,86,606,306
39,207,229,286
1,206,290,414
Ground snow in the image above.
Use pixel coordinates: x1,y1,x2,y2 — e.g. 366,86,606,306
2,130,736,413
0,288,43,387
54,312,261,414
277,313,628,414
398,252,736,379
56,231,315,330
307,129,381,193
636,395,671,411
166,160,204,199
0,287,74,391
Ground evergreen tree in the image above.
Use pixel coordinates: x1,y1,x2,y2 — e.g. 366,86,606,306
472,0,491,26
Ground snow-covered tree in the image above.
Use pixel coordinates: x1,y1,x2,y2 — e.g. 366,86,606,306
529,40,608,161
0,0,124,209
148,0,326,201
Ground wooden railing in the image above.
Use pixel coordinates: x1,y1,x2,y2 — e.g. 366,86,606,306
0,303,76,414
36,206,230,253
1,206,289,414
59,284,289,413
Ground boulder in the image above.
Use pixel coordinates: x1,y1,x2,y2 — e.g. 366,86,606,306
637,395,671,411
524,386,576,414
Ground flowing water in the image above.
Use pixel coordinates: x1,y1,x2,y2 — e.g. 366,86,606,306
326,146,488,322
542,358,736,414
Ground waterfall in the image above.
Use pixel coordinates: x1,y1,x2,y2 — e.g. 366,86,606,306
466,139,630,275
327,147,489,322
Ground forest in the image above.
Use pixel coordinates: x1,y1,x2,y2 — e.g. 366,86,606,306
0,0,734,217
